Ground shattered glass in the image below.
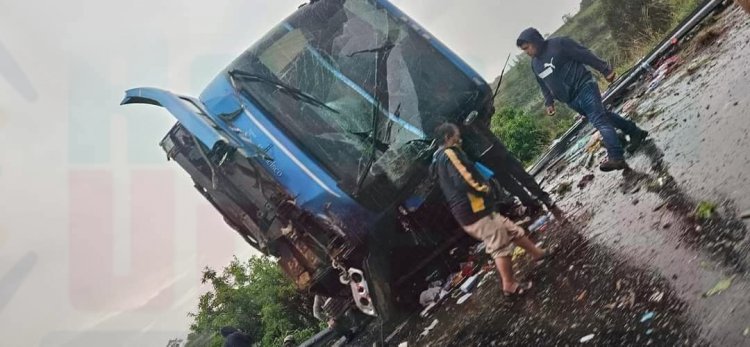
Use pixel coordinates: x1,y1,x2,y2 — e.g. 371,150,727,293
227,0,482,206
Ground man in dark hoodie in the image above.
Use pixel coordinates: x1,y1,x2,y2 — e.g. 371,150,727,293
516,28,649,172
432,122,551,296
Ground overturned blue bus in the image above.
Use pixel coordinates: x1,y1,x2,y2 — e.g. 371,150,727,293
122,0,504,326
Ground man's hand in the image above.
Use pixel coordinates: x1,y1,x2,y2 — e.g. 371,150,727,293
546,105,556,116
605,71,617,83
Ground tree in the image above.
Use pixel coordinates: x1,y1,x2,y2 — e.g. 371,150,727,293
491,107,550,165
186,256,320,347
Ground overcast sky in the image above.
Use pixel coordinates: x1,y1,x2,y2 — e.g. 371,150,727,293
0,0,578,345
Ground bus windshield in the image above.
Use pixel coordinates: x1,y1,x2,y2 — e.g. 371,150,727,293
227,0,485,208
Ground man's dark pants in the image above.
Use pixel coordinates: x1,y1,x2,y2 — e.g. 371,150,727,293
568,82,641,161
475,127,552,208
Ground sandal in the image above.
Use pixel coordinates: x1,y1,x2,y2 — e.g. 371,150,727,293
503,281,533,297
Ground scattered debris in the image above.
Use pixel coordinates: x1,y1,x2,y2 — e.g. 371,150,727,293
650,118,673,132
621,99,639,115
646,177,668,192
528,215,551,234
744,327,750,337
457,293,472,305
398,342,408,347
627,291,636,308
585,152,596,169
386,320,412,344
740,210,750,220
554,181,573,197
419,302,437,318
629,185,641,194
704,276,734,297
695,201,717,220
419,285,442,307
653,201,668,212
477,271,492,288
420,319,439,337
580,334,595,343
648,56,683,92
649,292,665,303
641,311,656,323
695,27,725,48
577,174,595,189
576,290,588,302
687,60,705,75
585,132,603,153
644,109,661,120
460,273,482,294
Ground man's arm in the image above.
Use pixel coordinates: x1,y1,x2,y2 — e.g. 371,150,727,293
559,37,612,76
535,75,555,107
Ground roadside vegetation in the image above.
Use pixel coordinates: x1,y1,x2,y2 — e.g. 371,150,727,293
185,257,321,347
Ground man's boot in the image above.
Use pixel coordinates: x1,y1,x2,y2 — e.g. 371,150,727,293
626,130,649,153
599,158,629,172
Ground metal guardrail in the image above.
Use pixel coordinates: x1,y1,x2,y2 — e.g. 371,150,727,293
298,328,339,347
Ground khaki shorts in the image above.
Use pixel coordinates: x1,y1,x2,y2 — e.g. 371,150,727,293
463,213,526,259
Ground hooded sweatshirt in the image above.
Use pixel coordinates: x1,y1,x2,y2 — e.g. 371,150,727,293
516,28,612,106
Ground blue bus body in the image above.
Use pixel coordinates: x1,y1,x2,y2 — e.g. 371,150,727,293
123,0,497,322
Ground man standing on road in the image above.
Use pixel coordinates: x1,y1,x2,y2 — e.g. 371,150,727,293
432,123,551,296
517,28,649,172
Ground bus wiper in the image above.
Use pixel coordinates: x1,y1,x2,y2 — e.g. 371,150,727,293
347,42,395,58
351,37,399,195
227,69,339,114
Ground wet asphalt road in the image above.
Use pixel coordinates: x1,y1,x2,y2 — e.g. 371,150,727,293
356,5,750,347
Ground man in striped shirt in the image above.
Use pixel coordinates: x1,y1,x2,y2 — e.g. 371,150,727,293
432,123,551,296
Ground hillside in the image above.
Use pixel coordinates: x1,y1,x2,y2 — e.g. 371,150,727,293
489,0,703,164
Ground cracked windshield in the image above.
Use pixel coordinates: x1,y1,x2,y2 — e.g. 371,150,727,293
228,0,482,196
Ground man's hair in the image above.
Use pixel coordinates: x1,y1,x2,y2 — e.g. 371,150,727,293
434,122,459,144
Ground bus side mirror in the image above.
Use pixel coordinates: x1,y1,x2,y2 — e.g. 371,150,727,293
464,111,478,126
